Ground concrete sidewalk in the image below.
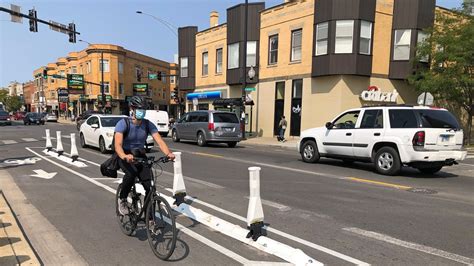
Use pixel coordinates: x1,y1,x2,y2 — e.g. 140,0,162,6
57,117,75,125
241,136,299,150
0,192,40,265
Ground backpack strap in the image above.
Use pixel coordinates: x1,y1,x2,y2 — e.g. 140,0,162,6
123,117,130,139
144,119,150,136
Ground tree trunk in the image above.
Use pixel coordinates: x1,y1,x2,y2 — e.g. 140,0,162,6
468,109,473,146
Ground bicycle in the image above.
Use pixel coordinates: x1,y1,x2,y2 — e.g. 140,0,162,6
115,156,177,260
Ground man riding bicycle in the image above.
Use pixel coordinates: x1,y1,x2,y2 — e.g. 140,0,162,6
115,96,175,215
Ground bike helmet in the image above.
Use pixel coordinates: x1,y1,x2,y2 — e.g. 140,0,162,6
129,96,146,109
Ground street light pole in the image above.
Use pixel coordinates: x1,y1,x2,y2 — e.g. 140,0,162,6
241,0,249,140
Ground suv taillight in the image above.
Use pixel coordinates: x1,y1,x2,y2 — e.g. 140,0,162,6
412,131,425,146
208,122,215,131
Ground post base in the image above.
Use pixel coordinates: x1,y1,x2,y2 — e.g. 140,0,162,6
57,151,63,156
173,192,186,206
246,221,265,241
71,155,78,162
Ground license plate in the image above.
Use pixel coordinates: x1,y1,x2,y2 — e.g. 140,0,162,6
440,135,450,142
224,128,233,132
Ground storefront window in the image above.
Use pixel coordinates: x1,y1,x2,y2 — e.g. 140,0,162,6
393,29,412,60
315,22,328,56
335,20,354,54
360,21,372,55
292,79,303,99
180,57,188,77
276,82,285,100
269,35,278,64
291,29,302,62
247,41,257,67
228,43,239,69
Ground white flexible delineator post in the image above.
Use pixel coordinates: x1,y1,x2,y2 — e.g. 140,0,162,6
56,131,64,156
172,152,186,205
246,166,265,241
45,129,53,151
70,133,79,162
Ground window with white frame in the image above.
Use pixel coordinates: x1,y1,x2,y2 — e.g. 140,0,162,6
99,59,110,72
86,61,91,74
246,41,257,67
71,66,77,74
417,31,429,62
393,29,411,60
118,62,124,74
119,83,124,95
269,35,278,64
315,22,328,56
291,29,302,61
216,48,223,73
228,43,239,69
335,20,354,53
170,76,175,84
102,82,110,94
360,21,372,55
180,57,188,77
59,70,65,77
202,52,208,76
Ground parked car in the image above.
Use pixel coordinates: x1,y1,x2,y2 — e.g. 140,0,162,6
144,110,170,137
0,110,12,126
298,105,467,175
13,111,26,120
76,110,104,130
23,112,45,125
172,110,242,147
79,115,154,154
45,112,58,122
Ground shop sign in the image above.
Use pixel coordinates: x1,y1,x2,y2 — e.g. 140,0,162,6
133,83,148,96
187,91,221,100
79,95,89,102
67,74,84,91
57,88,69,96
59,96,69,103
360,86,398,102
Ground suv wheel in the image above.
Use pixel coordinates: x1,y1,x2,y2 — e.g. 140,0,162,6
301,140,320,163
374,147,401,176
80,133,87,148
417,166,443,175
172,130,180,142
197,132,206,147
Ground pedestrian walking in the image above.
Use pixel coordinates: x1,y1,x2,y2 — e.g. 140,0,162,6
278,115,287,142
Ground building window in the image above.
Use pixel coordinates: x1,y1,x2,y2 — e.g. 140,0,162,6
102,82,110,94
246,41,257,67
292,79,303,99
268,35,278,64
335,20,354,54
163,91,166,99
291,29,302,62
202,52,208,76
417,31,429,62
170,76,175,84
118,62,124,74
180,57,188,77
50,91,56,98
99,59,110,72
119,83,124,95
276,82,285,100
86,61,91,74
315,22,328,56
393,29,412,60
71,66,77,74
228,43,239,69
216,48,223,73
59,70,65,77
162,73,166,83
360,21,372,55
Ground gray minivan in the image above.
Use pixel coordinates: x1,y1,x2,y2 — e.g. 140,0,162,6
172,110,242,147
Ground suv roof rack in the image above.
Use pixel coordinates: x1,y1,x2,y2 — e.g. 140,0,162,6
361,104,415,108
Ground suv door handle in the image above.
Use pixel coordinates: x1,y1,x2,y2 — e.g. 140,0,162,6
346,133,352,136
374,133,381,136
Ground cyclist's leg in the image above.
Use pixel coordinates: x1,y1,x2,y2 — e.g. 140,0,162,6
138,164,153,218
118,159,139,199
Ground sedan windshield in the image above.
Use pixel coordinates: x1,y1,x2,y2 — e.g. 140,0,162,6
100,117,123,127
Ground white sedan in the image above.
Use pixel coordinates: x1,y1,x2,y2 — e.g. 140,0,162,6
79,115,154,154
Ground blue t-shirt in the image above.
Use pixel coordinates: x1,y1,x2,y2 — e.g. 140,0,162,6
114,118,158,151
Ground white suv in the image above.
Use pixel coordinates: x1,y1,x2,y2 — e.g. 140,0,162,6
297,106,467,175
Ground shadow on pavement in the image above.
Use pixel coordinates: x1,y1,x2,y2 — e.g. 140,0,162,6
0,255,32,264
0,236,20,247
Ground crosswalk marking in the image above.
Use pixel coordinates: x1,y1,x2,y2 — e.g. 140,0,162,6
41,137,56,140
21,138,38,142
2,140,18,144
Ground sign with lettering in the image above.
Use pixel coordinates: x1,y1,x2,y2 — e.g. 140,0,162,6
360,86,398,103
133,83,148,96
67,74,84,91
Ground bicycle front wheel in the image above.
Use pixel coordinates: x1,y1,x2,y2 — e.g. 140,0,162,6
145,195,177,260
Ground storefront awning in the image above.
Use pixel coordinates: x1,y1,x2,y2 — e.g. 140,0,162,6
213,98,243,106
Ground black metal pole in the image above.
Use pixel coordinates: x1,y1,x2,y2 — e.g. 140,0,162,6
101,51,105,112
241,0,248,140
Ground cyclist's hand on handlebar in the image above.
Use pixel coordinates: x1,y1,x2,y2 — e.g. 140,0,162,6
166,152,176,161
123,154,134,163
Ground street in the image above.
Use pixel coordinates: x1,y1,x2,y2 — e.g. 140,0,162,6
1,121,473,265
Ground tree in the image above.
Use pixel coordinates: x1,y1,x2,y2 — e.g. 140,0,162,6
0,89,7,104
409,5,474,144
5,95,23,112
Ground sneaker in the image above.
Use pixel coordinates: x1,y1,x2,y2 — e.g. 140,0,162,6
118,199,129,215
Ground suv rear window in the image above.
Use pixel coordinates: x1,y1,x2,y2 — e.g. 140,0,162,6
213,113,239,123
416,109,460,129
389,110,418,128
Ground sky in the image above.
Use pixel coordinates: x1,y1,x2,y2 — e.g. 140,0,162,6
0,0,464,88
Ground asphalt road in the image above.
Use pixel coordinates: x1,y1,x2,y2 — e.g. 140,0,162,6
1,121,473,265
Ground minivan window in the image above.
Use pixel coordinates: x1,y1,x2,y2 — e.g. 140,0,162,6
213,113,239,123
198,113,209,122
389,110,418,128
188,114,199,123
416,109,460,129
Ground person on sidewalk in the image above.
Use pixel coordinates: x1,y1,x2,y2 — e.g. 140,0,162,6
278,115,287,142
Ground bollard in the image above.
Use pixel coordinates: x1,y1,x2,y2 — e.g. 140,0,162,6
246,166,265,241
70,133,79,162
45,129,52,151
172,152,186,206
56,131,64,156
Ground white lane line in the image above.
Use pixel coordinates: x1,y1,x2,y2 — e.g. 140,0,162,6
245,196,291,212
466,155,474,159
343,227,474,265
22,138,38,142
25,147,258,265
2,140,18,144
42,137,56,140
164,188,368,265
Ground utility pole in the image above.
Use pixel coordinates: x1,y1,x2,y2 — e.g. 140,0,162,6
101,51,105,113
241,0,248,140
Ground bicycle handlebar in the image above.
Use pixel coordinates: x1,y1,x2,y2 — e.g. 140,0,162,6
134,156,172,165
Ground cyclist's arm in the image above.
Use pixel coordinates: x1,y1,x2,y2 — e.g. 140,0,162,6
114,132,127,160
151,132,174,159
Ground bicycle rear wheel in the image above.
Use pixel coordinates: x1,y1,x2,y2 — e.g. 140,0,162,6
145,195,177,260
116,184,138,236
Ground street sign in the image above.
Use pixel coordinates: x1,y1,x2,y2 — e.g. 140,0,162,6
49,20,68,34
192,98,198,107
417,92,434,106
10,4,22,23
67,74,84,91
148,73,158,80
245,87,256,92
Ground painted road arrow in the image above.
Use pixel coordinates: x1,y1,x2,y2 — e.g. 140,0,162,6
30,169,57,179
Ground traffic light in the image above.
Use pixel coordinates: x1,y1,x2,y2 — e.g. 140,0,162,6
137,71,142,82
28,9,38,32
42,69,48,79
172,88,179,102
157,71,162,81
68,23,76,43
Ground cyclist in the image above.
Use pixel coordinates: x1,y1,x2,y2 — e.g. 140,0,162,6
115,96,175,215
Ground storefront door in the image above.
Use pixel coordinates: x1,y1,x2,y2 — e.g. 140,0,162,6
273,82,285,136
290,79,302,136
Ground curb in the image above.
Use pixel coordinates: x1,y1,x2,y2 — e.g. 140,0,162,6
241,141,298,151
